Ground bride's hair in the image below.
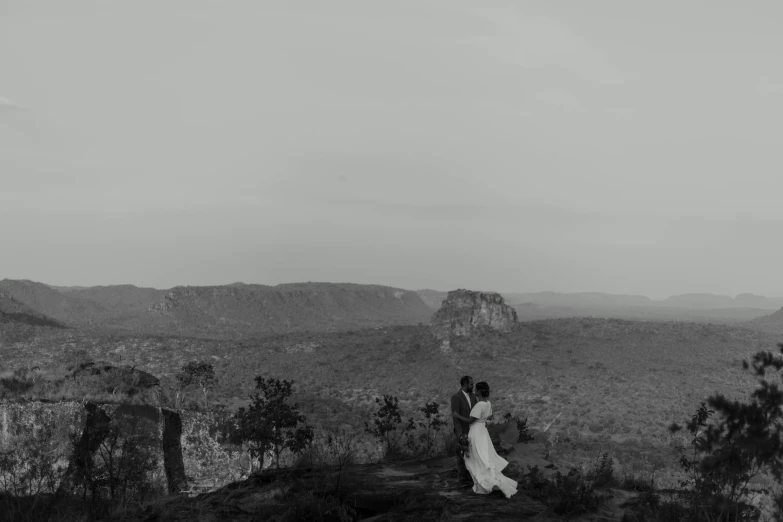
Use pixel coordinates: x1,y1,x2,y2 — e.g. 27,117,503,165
475,382,490,397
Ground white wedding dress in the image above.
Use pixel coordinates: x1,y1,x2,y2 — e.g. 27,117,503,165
464,400,518,498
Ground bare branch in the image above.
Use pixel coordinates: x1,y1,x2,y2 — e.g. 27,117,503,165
541,411,563,433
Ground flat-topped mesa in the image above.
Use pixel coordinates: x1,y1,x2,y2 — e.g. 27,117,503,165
430,289,518,340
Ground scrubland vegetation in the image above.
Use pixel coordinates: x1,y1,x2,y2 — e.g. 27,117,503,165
3,319,783,520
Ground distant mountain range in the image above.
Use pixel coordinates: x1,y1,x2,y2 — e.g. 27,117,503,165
501,291,783,310
3,280,783,340
417,290,783,311
0,279,433,339
415,289,783,326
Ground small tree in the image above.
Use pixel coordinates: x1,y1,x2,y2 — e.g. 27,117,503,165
668,344,783,521
234,377,314,470
0,412,67,497
364,395,416,460
415,401,447,458
503,413,536,443
176,361,216,409
92,413,159,502
323,428,358,493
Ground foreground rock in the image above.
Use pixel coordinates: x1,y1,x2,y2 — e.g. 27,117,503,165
111,415,638,522
0,400,247,497
116,442,566,522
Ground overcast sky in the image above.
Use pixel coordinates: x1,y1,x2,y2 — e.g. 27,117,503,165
2,1,783,298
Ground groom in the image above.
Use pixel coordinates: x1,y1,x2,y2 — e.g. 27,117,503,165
451,375,476,484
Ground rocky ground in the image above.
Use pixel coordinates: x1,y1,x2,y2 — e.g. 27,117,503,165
119,441,639,522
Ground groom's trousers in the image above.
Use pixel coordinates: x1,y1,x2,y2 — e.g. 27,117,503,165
456,446,470,481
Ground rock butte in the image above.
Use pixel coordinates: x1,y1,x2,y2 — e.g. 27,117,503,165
430,289,518,351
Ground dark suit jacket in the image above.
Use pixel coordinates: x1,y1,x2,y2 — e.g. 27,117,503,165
451,390,478,436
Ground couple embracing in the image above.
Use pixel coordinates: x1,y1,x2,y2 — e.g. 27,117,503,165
450,376,518,498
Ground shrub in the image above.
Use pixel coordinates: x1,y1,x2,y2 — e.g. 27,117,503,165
104,415,159,501
0,374,34,396
619,470,656,493
175,361,216,410
548,469,602,517
519,464,549,497
70,412,160,504
665,343,783,521
519,465,602,517
0,406,161,521
321,428,358,493
442,430,459,459
586,452,615,488
0,411,67,497
411,401,448,458
65,349,93,371
234,377,314,470
503,413,536,443
363,395,416,460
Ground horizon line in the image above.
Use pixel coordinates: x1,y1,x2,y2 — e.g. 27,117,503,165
3,278,783,301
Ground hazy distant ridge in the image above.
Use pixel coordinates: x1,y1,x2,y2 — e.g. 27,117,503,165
0,279,433,338
502,291,783,310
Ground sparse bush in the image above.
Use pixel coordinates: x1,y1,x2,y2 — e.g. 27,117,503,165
94,413,160,503
176,361,216,409
664,343,783,521
620,469,656,492
636,487,661,511
442,430,459,459
0,373,34,396
235,377,314,470
586,451,615,488
548,469,602,517
520,465,602,517
520,464,549,496
0,406,161,521
66,412,160,505
411,401,447,458
504,413,536,443
322,428,358,493
65,349,94,371
0,410,68,498
364,395,416,460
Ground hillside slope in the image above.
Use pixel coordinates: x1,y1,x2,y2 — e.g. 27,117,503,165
748,307,783,333
0,279,107,325
0,292,67,345
506,291,654,308
0,280,434,337
147,282,433,337
56,284,166,312
416,289,449,310
0,292,64,327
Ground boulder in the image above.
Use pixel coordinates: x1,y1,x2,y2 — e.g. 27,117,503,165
71,362,160,389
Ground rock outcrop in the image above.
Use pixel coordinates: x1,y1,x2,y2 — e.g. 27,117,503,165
430,289,518,342
71,362,161,389
162,408,188,494
0,400,248,498
104,440,570,522
57,402,114,496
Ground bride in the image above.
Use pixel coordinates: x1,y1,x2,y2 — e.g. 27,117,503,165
452,381,518,498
